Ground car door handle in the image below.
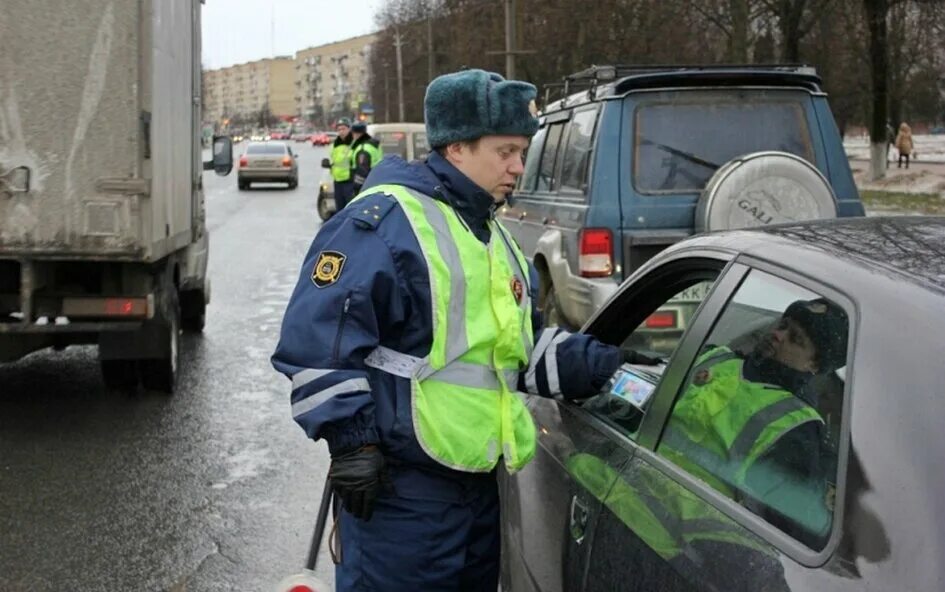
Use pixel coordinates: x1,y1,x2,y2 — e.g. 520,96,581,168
518,211,527,221
570,495,589,545
541,216,549,225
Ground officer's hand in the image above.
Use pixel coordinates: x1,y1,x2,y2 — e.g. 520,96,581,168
328,445,390,521
623,349,664,366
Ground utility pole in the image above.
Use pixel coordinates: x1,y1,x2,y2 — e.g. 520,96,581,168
394,28,405,122
487,0,533,78
504,0,516,79
427,14,435,82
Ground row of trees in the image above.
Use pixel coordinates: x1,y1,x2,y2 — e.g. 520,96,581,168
369,0,945,178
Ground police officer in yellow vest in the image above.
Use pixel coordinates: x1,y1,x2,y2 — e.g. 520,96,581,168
272,69,622,591
329,117,355,211
660,298,848,543
349,121,383,195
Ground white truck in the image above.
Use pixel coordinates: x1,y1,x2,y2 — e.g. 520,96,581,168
0,0,233,392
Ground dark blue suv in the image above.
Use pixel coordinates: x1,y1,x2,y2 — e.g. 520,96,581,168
500,65,864,330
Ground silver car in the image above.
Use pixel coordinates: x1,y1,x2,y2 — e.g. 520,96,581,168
238,141,298,190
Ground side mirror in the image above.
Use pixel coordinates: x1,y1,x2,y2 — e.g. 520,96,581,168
321,158,331,169
203,135,234,176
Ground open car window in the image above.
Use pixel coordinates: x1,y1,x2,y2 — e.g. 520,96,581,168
581,276,718,441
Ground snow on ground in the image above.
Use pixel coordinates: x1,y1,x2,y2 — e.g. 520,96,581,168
844,133,945,164
849,161,945,195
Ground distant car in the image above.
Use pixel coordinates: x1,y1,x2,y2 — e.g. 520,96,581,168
501,216,945,592
311,132,333,146
930,126,945,135
369,122,429,161
237,141,298,190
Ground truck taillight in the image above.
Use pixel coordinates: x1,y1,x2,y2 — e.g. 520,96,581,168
61,297,150,319
579,228,613,278
239,156,248,167
282,157,292,167
645,310,677,328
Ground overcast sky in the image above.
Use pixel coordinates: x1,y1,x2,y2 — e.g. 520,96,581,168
201,0,383,69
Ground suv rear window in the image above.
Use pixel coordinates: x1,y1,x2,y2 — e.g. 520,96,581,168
246,143,288,155
633,90,814,193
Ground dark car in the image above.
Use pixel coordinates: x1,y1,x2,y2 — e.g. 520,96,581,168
501,65,865,334
501,216,945,592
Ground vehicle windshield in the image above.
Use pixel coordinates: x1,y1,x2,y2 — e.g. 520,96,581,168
376,132,408,159
246,143,287,155
634,89,814,193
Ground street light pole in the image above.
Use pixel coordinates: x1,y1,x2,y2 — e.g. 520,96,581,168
504,0,516,79
394,28,405,122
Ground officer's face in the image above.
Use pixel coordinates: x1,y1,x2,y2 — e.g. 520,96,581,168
757,317,818,374
337,125,350,139
447,135,529,201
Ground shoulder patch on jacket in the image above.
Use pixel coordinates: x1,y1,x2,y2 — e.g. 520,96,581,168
350,192,397,230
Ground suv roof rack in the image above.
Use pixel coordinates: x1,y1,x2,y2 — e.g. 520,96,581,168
544,63,820,108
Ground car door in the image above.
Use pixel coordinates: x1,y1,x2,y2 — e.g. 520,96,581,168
580,257,854,592
501,250,729,592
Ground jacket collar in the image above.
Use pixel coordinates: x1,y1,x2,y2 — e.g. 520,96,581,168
425,151,496,236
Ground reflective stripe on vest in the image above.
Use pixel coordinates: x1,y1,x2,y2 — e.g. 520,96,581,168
351,184,536,472
330,143,352,182
351,141,383,168
660,347,823,497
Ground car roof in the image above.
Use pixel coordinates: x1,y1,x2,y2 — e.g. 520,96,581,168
687,217,945,294
543,64,823,113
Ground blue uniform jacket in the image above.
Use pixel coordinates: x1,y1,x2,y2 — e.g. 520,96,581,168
272,153,621,468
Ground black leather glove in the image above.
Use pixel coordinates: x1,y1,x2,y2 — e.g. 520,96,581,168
328,445,390,521
623,349,664,366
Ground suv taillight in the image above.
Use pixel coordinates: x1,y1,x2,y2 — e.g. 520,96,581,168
239,156,248,167
579,228,613,278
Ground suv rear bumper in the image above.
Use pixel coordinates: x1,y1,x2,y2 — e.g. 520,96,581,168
546,253,618,329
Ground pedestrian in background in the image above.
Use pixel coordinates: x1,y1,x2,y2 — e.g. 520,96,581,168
349,121,382,195
329,118,354,211
895,122,914,169
272,69,624,591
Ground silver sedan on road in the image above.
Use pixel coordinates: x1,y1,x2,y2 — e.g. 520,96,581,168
238,141,299,190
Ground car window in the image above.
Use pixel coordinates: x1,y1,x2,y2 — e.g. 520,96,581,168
656,269,849,551
518,126,547,192
412,132,429,159
246,143,287,155
376,131,408,160
581,277,718,440
536,122,565,192
634,90,814,193
559,108,598,194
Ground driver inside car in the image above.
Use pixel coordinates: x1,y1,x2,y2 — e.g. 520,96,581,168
659,298,848,543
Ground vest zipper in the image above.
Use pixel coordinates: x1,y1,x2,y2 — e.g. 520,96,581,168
332,293,352,364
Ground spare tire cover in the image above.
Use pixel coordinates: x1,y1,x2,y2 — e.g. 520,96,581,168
695,151,837,233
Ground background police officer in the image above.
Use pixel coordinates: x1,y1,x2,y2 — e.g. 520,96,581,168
329,117,354,211
272,69,622,591
349,121,382,195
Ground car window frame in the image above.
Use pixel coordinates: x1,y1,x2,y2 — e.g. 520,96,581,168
517,125,548,193
557,105,600,198
617,254,856,566
532,110,570,196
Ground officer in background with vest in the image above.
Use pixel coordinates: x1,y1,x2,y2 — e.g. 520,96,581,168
329,117,354,211
349,121,382,195
272,69,623,591
660,297,848,545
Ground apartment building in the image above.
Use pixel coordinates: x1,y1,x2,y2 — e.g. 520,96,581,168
202,57,296,126
294,33,376,126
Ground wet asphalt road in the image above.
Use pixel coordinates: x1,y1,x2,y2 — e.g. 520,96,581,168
0,144,336,591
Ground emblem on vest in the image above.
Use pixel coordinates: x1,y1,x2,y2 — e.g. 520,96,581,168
692,368,712,386
510,277,524,304
312,250,347,288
